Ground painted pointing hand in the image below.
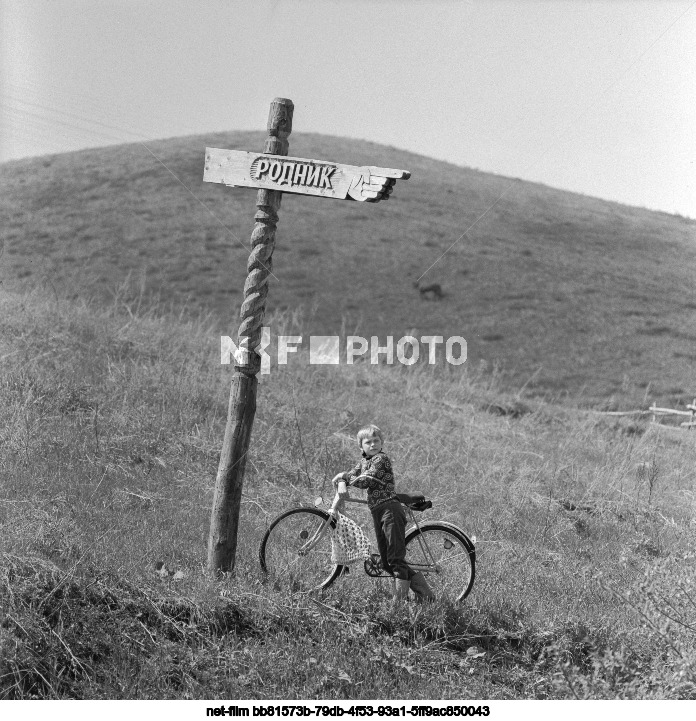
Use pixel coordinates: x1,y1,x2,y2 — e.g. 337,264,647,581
346,166,410,202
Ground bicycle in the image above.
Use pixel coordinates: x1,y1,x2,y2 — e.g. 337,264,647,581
259,477,476,602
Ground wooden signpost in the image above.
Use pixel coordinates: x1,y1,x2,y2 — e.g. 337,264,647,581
203,98,410,575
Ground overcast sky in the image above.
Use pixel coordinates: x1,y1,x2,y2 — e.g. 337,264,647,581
1,0,695,218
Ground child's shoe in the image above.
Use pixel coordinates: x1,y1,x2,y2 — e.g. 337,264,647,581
409,572,435,602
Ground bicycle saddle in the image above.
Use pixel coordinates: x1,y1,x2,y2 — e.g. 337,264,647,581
396,492,432,511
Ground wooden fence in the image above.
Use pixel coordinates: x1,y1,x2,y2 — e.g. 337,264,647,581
596,398,696,429
649,399,696,429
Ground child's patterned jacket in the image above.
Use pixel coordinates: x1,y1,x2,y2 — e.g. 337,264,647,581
342,452,398,510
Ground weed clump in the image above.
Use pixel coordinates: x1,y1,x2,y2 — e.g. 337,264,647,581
0,553,255,699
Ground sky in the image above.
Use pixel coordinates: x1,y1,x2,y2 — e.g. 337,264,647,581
1,0,695,218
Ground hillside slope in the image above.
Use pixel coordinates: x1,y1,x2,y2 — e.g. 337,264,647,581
1,132,694,404
2,286,696,699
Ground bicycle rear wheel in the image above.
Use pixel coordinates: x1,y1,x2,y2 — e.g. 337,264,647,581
259,507,342,593
404,522,475,603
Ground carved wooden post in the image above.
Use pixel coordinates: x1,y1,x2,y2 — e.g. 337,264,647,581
203,100,409,576
207,98,293,575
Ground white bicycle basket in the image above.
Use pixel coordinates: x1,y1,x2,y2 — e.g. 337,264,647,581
330,511,371,564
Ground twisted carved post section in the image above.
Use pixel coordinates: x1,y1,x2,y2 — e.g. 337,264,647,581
238,101,291,370
207,98,293,575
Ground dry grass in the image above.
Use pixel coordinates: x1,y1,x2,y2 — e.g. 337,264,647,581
1,132,695,406
1,287,696,698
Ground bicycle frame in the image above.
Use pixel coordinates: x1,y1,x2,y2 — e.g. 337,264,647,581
401,506,443,576
299,488,442,578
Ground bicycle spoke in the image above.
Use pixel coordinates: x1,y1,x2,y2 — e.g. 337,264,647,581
260,508,340,592
405,525,474,603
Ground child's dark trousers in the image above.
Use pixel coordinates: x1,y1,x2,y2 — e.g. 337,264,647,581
371,499,414,581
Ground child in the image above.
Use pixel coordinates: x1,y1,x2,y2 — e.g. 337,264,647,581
332,424,434,602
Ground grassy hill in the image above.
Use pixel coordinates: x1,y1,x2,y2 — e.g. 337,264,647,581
1,287,696,699
1,132,695,406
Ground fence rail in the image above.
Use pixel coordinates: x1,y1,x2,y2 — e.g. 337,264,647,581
595,399,696,430
650,400,696,428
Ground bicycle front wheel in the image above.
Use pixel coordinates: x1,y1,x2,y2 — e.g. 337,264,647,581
259,507,342,593
404,523,475,603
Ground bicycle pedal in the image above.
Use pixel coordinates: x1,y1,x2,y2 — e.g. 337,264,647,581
364,553,384,577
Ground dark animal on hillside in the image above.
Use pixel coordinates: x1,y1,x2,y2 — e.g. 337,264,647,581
413,280,443,300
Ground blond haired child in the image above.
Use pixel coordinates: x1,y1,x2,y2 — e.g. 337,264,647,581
332,425,434,602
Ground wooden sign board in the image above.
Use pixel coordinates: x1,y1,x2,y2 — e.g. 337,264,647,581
204,148,410,202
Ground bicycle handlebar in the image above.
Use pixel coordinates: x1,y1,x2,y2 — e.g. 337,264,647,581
329,481,368,512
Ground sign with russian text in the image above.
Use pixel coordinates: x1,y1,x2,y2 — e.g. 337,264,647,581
204,148,410,202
